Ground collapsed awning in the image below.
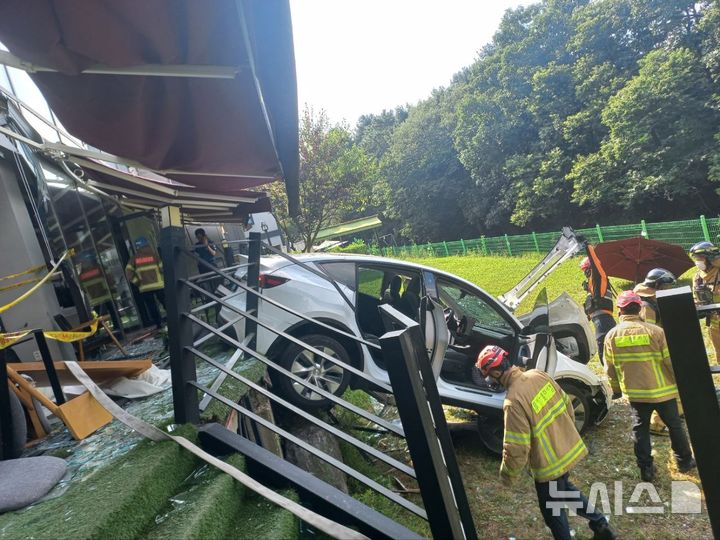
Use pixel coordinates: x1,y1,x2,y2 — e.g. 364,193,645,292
0,0,299,214
315,215,383,242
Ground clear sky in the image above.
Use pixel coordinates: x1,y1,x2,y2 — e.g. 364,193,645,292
289,0,537,127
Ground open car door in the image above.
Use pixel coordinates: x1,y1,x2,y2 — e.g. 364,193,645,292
521,289,557,376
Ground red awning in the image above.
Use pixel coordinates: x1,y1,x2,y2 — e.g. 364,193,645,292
0,0,299,213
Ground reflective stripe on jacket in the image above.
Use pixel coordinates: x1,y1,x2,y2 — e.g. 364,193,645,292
125,254,164,292
603,315,677,403
79,266,112,305
500,368,587,483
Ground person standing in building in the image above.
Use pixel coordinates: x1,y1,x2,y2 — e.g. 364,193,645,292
77,250,121,330
689,241,720,363
194,228,219,273
633,268,679,435
476,346,616,540
125,237,165,329
604,291,695,482
580,252,616,365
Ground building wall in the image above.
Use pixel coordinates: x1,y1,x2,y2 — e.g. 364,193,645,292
0,152,75,360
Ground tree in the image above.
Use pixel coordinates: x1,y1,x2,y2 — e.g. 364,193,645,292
269,107,377,251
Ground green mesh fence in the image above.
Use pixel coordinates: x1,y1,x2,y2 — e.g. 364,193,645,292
372,215,720,258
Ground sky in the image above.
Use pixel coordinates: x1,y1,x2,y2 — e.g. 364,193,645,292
289,0,536,127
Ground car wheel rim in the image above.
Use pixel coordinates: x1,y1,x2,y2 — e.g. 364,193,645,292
570,395,586,431
290,346,343,401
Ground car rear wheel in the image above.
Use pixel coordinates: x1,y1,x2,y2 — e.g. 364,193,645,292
559,382,591,433
275,334,351,409
476,415,504,455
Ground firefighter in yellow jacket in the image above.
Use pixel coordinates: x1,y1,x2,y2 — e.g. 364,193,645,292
476,346,615,540
604,291,695,482
633,268,679,435
689,241,720,363
125,237,165,329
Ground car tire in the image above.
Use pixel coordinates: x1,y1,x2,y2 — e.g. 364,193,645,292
559,381,591,434
476,415,504,455
275,334,352,409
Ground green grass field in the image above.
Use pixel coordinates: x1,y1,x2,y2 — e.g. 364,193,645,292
393,254,713,539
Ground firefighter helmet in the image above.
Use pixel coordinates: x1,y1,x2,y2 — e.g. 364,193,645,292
476,345,511,376
616,290,642,308
689,241,719,260
642,268,676,289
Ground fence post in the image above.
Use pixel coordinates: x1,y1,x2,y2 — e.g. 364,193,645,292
0,349,14,460
595,224,604,243
480,236,488,256
640,219,648,238
700,215,711,242
246,232,261,352
160,205,199,425
504,234,512,256
412,243,418,257
657,288,720,538
427,242,434,257
531,231,540,253
443,241,449,257
460,239,466,255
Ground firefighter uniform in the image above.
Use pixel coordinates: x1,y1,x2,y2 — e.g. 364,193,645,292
500,367,611,539
604,315,693,473
78,262,122,330
693,266,720,363
125,249,165,328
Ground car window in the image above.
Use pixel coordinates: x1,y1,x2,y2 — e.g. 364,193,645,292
436,280,514,334
317,262,356,291
358,267,385,299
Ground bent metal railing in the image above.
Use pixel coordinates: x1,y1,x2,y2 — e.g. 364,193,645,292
160,220,476,539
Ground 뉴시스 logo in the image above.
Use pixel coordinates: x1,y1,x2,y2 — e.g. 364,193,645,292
546,480,702,516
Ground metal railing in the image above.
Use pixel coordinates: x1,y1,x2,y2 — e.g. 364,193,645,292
160,227,477,539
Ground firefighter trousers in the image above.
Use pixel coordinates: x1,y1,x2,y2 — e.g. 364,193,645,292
630,399,693,469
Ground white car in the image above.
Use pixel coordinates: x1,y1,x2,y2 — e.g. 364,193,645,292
217,237,611,451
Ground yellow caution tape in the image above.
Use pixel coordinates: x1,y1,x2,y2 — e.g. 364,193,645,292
0,319,101,350
0,262,47,282
0,330,31,350
44,319,100,343
0,251,70,315
0,277,42,294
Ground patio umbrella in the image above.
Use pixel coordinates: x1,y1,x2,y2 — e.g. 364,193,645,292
593,237,694,283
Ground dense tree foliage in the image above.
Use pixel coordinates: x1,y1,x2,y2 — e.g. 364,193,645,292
277,0,720,248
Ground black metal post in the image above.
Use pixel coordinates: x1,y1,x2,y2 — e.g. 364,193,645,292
657,287,720,538
245,232,261,351
34,330,65,405
0,348,14,460
161,218,199,424
379,305,477,540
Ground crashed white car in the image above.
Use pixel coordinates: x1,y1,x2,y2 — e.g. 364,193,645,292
218,228,611,451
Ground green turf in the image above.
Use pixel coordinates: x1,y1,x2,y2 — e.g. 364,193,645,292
144,454,247,540
225,489,299,540
0,425,199,540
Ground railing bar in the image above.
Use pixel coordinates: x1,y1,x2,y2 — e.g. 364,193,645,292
191,287,246,314
190,380,427,520
183,280,391,392
184,312,404,436
180,249,381,350
192,316,247,348
188,346,416,478
188,262,254,283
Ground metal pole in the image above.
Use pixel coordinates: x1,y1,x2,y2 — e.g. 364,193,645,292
657,287,720,538
460,239,466,255
34,330,65,405
379,309,477,540
700,215,711,242
595,224,604,243
246,232,261,352
160,206,199,424
0,348,14,460
532,231,540,253
443,241,449,257
640,219,648,238
480,236,488,256
504,234,512,256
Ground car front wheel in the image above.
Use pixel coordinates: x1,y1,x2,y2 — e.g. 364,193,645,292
559,382,591,433
274,334,351,409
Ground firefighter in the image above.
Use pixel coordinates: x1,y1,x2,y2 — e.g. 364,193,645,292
125,237,165,329
580,256,616,365
604,291,695,482
476,346,616,540
689,241,720,363
633,268,679,435
77,250,121,330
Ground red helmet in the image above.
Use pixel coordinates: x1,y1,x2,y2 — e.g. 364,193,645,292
616,290,642,309
579,257,591,271
476,345,510,376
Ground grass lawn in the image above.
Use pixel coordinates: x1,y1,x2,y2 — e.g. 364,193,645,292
393,254,714,539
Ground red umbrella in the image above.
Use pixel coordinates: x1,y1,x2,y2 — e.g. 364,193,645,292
594,237,694,283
